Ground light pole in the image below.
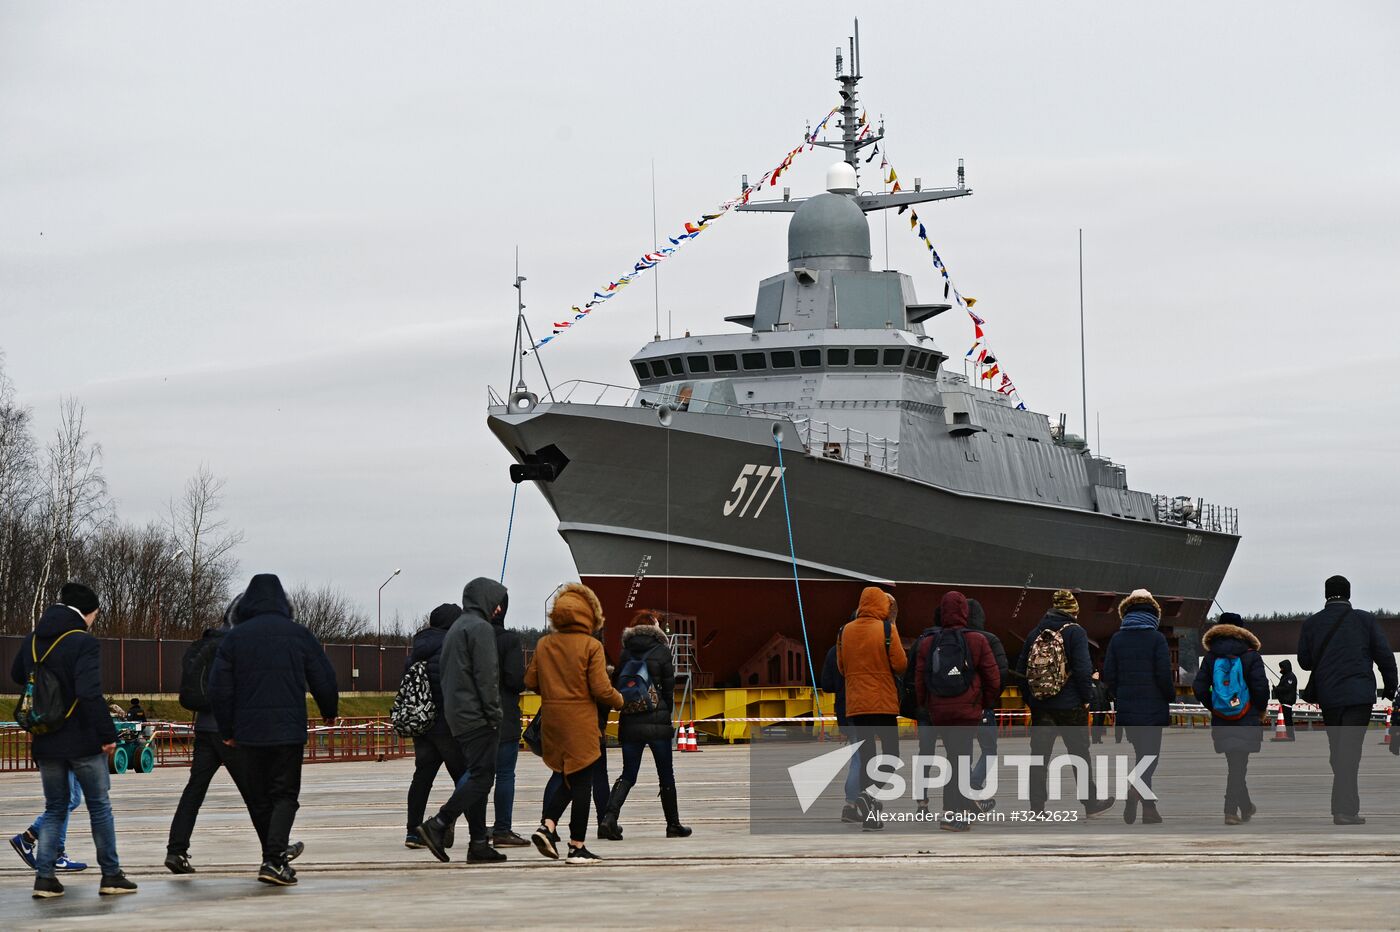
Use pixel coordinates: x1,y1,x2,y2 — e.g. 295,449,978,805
378,568,401,690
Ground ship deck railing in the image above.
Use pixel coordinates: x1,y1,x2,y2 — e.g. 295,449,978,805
792,417,899,473
1151,494,1240,535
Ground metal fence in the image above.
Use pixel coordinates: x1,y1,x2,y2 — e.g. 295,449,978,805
0,636,413,696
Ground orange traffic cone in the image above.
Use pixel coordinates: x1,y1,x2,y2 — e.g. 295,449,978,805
1270,705,1289,742
690,723,702,752
676,724,687,752
1382,708,1392,746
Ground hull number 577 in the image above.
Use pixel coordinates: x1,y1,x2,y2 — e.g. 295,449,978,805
723,464,787,518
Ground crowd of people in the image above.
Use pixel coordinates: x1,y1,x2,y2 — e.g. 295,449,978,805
822,576,1398,831
8,575,695,899
6,571,1398,900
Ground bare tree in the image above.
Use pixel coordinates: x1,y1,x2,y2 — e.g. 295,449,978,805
165,465,243,636
79,521,182,637
0,354,41,627
288,583,371,642
30,398,109,622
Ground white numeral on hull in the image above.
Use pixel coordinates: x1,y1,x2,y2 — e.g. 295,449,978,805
723,464,785,518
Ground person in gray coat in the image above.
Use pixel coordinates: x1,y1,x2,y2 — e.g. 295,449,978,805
416,578,507,865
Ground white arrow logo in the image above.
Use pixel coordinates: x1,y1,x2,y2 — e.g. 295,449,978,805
787,741,863,813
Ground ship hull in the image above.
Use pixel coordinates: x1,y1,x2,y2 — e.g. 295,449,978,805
489,402,1238,683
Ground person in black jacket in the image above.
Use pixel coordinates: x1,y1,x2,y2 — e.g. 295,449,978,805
598,614,691,840
403,603,466,850
207,574,339,886
166,596,289,874
1194,615,1270,824
820,640,863,821
1272,659,1298,740
1102,590,1175,824
966,599,1007,796
11,582,137,898
1013,590,1113,816
1296,575,1397,824
488,596,528,847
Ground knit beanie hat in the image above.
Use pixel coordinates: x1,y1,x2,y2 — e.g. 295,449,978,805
58,582,99,616
1052,589,1079,617
1324,575,1350,601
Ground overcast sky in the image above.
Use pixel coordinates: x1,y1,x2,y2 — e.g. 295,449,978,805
2,2,1397,629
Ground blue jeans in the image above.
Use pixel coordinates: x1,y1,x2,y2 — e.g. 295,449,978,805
970,709,998,791
492,740,518,834
36,755,119,878
29,772,82,855
619,737,675,788
844,747,861,803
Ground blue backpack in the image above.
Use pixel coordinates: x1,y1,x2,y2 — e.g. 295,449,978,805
1211,655,1251,720
617,646,661,714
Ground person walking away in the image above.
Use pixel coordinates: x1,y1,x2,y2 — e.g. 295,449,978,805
10,582,136,898
415,578,508,864
489,593,529,847
1013,589,1115,817
1273,659,1298,740
8,773,86,873
526,583,624,864
208,574,339,885
599,613,692,840
540,624,614,837
915,591,999,831
167,596,284,873
837,587,907,831
820,637,863,822
1088,673,1112,744
1296,575,1397,825
402,603,467,850
965,599,1007,797
1102,590,1175,824
1193,614,1269,824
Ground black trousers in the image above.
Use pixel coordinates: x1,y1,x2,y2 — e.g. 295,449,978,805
1322,704,1372,817
435,728,497,843
1281,703,1295,737
848,713,900,801
932,725,976,814
167,732,254,856
543,758,599,844
241,744,304,863
1027,706,1099,810
1224,750,1252,815
407,733,466,834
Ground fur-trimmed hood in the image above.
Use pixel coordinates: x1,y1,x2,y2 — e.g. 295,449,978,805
622,622,668,652
1118,590,1162,619
1202,622,1260,652
549,582,605,634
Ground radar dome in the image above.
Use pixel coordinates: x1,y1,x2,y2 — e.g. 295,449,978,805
787,190,871,270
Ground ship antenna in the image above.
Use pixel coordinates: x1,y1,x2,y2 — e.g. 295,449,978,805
817,19,881,173
1078,228,1088,444
510,252,554,398
652,158,661,343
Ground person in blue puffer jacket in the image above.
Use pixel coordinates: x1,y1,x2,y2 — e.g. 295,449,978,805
1102,589,1176,825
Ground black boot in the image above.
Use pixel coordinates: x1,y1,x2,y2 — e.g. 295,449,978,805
1123,787,1139,825
660,786,692,838
598,778,633,841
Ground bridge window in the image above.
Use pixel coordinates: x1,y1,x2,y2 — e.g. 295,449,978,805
854,348,879,366
742,352,767,371
714,353,738,372
687,355,711,373
667,357,684,376
633,362,650,381
649,360,669,379
771,350,796,369
923,355,940,373
799,349,822,367
827,348,849,366
883,348,905,367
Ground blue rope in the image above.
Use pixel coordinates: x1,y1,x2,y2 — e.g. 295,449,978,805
500,484,519,583
775,434,822,714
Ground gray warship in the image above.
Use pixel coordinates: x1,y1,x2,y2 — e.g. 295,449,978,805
488,30,1239,684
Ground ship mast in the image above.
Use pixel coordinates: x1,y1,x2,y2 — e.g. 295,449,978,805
737,19,973,216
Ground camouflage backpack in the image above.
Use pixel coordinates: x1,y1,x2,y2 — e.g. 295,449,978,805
1025,624,1075,700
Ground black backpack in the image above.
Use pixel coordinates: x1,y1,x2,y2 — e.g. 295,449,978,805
925,627,975,698
14,630,81,735
179,633,222,713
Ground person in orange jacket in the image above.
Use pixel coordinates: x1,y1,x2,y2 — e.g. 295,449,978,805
837,587,907,831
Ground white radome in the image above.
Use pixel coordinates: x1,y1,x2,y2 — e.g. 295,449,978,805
825,161,858,195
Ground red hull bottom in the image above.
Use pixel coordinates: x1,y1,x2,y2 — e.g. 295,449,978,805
583,575,1207,687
